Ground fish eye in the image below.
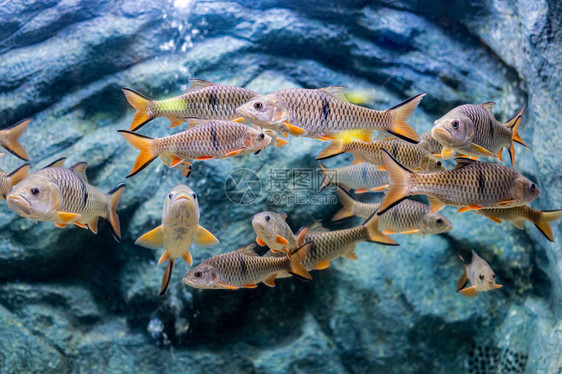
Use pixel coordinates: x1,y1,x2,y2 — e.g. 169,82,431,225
452,120,459,129
436,161,442,167
253,102,263,110
168,193,173,199
192,193,197,199
265,215,270,222
436,218,443,224
194,271,202,278
257,132,265,141
31,187,40,196
529,183,536,192
479,274,485,280
492,274,496,279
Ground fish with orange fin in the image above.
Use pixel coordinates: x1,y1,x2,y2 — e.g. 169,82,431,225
432,103,526,165
237,86,424,143
475,206,562,242
333,186,452,236
6,158,125,241
318,162,389,193
377,149,540,216
122,79,258,131
317,137,444,173
252,211,307,255
0,118,31,160
183,243,312,290
118,120,271,178
135,185,219,295
0,164,30,199
418,130,443,157
457,250,502,297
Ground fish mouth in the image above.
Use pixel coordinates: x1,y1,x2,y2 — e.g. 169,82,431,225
6,194,31,215
442,224,453,232
236,105,251,120
432,127,451,139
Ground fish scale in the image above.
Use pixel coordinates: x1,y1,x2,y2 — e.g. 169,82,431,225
352,200,429,232
303,227,367,269
321,163,389,191
0,169,10,197
461,105,511,153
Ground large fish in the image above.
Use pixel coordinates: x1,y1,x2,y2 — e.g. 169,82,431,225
0,164,30,199
475,206,562,242
333,186,452,236
377,149,540,215
418,130,443,156
122,79,258,131
237,86,424,143
183,243,312,290
317,137,444,173
432,103,526,165
118,120,271,177
0,118,30,161
319,162,390,193
456,250,502,297
252,211,307,255
6,158,125,241
135,184,219,295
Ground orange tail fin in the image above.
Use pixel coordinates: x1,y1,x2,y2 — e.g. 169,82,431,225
364,211,398,246
2,118,30,160
118,130,158,177
3,163,30,198
377,148,413,215
504,107,526,166
122,88,154,131
316,141,346,160
332,185,356,221
289,242,312,281
106,183,126,242
387,94,424,143
533,209,562,242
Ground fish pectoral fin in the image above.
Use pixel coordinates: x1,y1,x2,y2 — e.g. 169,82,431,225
468,205,483,210
168,156,184,167
441,147,455,159
158,251,170,266
159,259,175,296
233,117,245,123
218,282,239,290
281,132,288,138
183,252,192,266
57,212,81,223
512,220,525,229
168,118,184,128
457,207,471,213
492,284,503,289
470,143,493,157
458,286,478,297
74,222,88,229
376,165,387,171
382,230,396,235
428,196,445,213
275,138,289,147
400,229,421,235
314,260,331,270
355,188,368,194
275,235,289,245
344,251,359,260
226,148,246,157
243,283,258,288
497,198,515,206
256,236,266,246
197,156,214,160
486,216,502,224
135,225,164,249
194,225,220,247
456,272,469,292
264,274,277,287
55,223,67,228
283,121,307,136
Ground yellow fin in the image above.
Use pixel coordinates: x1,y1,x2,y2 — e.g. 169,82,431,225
194,225,220,247
2,118,30,160
457,207,470,213
218,282,239,290
106,183,126,242
158,251,170,265
533,209,562,242
226,148,246,157
283,121,307,136
55,223,67,228
387,93,424,143
428,196,445,213
264,274,276,287
441,147,455,159
57,212,81,223
135,225,164,249
470,143,493,157
122,88,153,131
400,229,421,234
378,149,413,215
333,185,355,221
497,199,514,206
6,164,30,192
296,227,307,247
458,286,478,297
344,251,359,260
168,156,183,168
334,129,371,143
485,216,502,224
168,118,184,128
74,222,88,229
276,138,289,147
382,230,396,235
275,235,289,245
317,141,345,160
244,283,258,288
456,271,469,292
256,236,266,246
314,260,331,270
118,130,157,178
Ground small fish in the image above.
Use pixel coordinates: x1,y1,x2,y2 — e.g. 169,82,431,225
317,137,444,173
252,211,307,255
183,243,312,290
119,120,271,178
432,103,526,165
237,86,424,143
135,185,219,295
6,158,125,241
333,186,452,236
457,250,502,297
0,118,31,160
0,164,30,199
378,149,540,215
122,79,258,131
418,130,443,156
318,162,389,193
475,206,562,242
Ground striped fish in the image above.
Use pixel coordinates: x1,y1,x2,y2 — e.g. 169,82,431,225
252,211,307,255
6,158,125,241
0,164,30,199
319,162,389,193
0,118,30,160
119,120,271,178
378,149,540,215
183,243,312,290
237,86,424,143
333,186,452,235
122,79,258,131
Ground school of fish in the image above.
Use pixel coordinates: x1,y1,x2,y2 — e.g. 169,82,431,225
1,79,559,299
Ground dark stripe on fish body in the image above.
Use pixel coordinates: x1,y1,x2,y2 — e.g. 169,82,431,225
391,141,398,157
210,123,219,151
321,97,330,125
361,163,367,183
477,168,485,194
236,251,247,278
208,92,218,110
488,117,494,137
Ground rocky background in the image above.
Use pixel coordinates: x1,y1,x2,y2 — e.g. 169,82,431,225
0,0,560,373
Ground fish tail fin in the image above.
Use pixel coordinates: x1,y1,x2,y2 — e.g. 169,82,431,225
332,185,356,221
160,259,174,296
505,106,527,147
122,88,154,131
377,148,413,215
318,162,331,191
387,94,425,143
118,130,158,177
364,211,398,246
288,242,312,281
533,209,562,242
105,183,126,242
316,141,346,160
6,163,30,195
3,118,31,160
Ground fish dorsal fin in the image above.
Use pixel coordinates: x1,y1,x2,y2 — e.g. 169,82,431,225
279,212,288,221
187,79,215,92
42,157,67,169
237,244,259,256
452,157,477,170
307,220,329,233
480,102,496,119
320,86,349,102
70,162,88,182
